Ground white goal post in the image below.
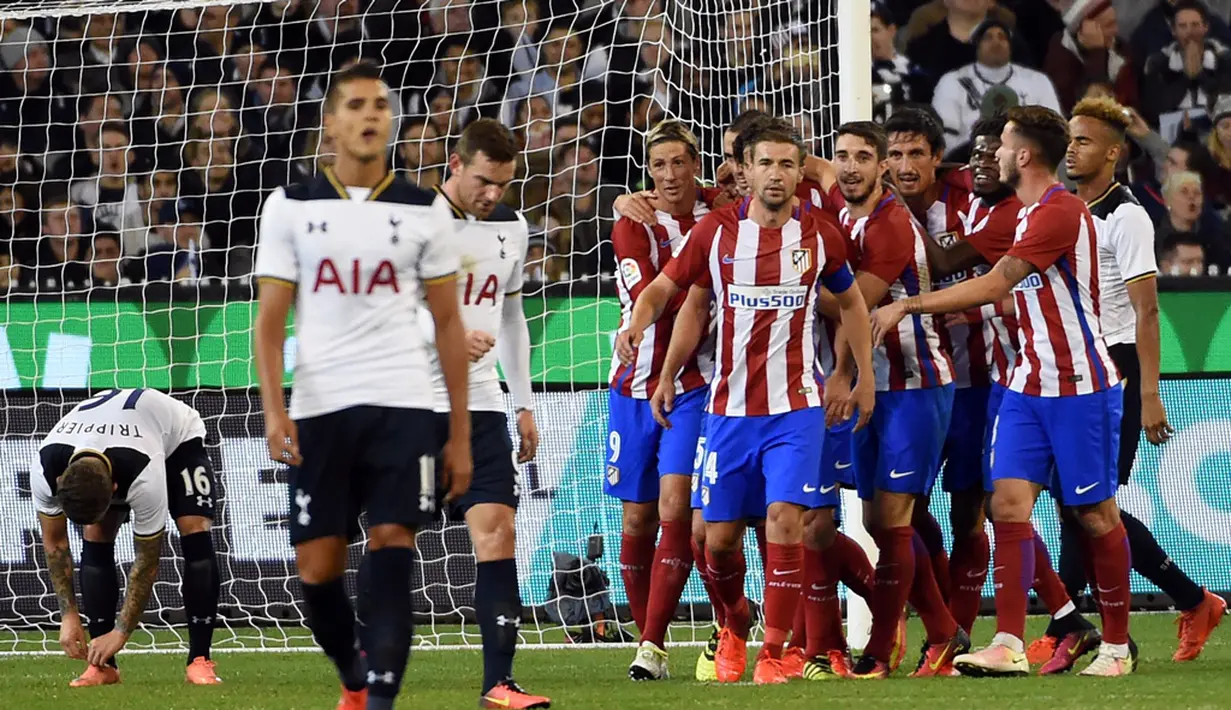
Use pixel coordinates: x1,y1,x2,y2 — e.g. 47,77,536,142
0,0,871,654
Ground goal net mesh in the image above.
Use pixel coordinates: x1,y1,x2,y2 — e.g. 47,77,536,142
0,0,841,653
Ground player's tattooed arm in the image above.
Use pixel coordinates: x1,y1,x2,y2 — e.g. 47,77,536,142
992,255,1036,288
115,532,165,635
39,514,78,616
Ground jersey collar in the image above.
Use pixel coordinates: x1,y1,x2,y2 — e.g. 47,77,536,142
322,166,395,202
433,185,469,219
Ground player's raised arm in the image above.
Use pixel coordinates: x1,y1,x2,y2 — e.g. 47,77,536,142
253,187,301,465
649,284,711,428
422,198,472,500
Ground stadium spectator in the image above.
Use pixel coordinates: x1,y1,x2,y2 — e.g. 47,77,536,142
432,42,500,128
179,132,261,277
136,167,180,228
69,121,147,257
1,184,38,267
144,198,204,283
871,2,930,121
243,62,305,175
1043,1,1138,113
1130,0,1231,62
86,231,128,286
1139,0,1231,129
68,93,128,182
1156,170,1228,267
1158,232,1209,275
905,0,1033,87
488,0,543,81
72,13,130,95
23,192,90,292
396,116,447,190
130,67,189,168
931,19,1061,147
0,26,75,174
169,5,243,89
503,25,590,126
1203,94,1231,208
546,140,618,279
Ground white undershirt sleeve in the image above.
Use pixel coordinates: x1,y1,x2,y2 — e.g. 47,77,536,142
498,292,534,411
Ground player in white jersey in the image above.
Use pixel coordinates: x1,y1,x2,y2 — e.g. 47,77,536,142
1059,97,1226,661
252,62,472,710
417,119,549,709
32,388,222,687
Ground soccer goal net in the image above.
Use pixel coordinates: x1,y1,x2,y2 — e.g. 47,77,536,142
0,0,866,654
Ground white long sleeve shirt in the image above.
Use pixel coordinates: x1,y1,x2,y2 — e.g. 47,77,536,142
932,62,1062,146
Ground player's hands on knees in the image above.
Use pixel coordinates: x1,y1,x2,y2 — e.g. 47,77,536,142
87,629,128,666
441,436,474,503
1142,392,1174,445
466,330,497,363
615,329,644,365
650,384,675,429
265,411,301,466
870,303,907,347
59,612,87,660
516,410,539,463
614,190,659,226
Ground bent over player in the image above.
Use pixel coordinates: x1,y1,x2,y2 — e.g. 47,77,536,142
422,118,550,708
874,105,1135,677
33,388,222,687
617,117,875,685
253,62,472,710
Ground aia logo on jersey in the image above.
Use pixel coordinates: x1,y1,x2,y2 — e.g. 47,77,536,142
312,258,399,293
463,272,499,305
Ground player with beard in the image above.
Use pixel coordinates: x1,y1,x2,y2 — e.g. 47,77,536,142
822,121,969,679
1043,97,1226,664
618,117,875,685
874,105,1135,678
921,116,1102,675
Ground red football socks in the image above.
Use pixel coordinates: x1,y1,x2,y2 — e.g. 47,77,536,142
691,537,727,628
705,546,750,638
992,521,1035,640
864,526,915,661
909,533,958,644
831,532,874,601
913,511,952,602
620,532,656,632
1088,522,1132,645
762,543,804,658
640,520,694,648
1031,528,1072,616
949,528,990,634
810,545,847,656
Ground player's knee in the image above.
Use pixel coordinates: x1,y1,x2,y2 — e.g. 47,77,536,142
704,524,742,554
657,475,691,522
988,489,1032,523
175,515,211,537
949,493,986,537
467,505,516,562
622,502,658,537
691,511,707,549
805,509,837,549
765,502,804,543
295,537,348,585
368,524,416,551
872,493,913,529
1072,499,1120,537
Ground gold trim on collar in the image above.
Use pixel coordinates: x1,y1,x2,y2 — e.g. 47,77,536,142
433,186,467,219
70,448,113,476
323,166,395,201
1087,181,1121,210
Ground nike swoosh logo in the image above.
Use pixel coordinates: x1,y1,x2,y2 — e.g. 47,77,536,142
722,255,735,264
1096,585,1120,594
484,697,512,707
820,484,836,494
888,469,915,479
1075,483,1099,495
803,484,818,493
660,240,672,248
990,565,1005,573
834,461,853,469
811,583,826,591
965,570,986,579
772,568,801,575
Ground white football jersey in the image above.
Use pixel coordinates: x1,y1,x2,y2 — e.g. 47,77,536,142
1087,183,1157,347
421,194,529,412
30,388,206,537
254,169,459,419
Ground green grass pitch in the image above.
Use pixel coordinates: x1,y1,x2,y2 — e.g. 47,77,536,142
2,613,1228,710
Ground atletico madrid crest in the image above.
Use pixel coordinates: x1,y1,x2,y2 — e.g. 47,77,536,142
791,248,812,274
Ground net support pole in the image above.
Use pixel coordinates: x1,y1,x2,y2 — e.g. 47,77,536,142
835,0,875,653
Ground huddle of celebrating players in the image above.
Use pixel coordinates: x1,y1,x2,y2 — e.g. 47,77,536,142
606,99,1226,683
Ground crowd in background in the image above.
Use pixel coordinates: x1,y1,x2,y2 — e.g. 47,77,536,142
0,0,1228,293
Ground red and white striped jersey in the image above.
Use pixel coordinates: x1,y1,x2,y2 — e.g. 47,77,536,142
610,194,717,398
961,191,1022,387
923,173,1018,388
841,192,954,391
663,198,853,417
1005,184,1119,397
